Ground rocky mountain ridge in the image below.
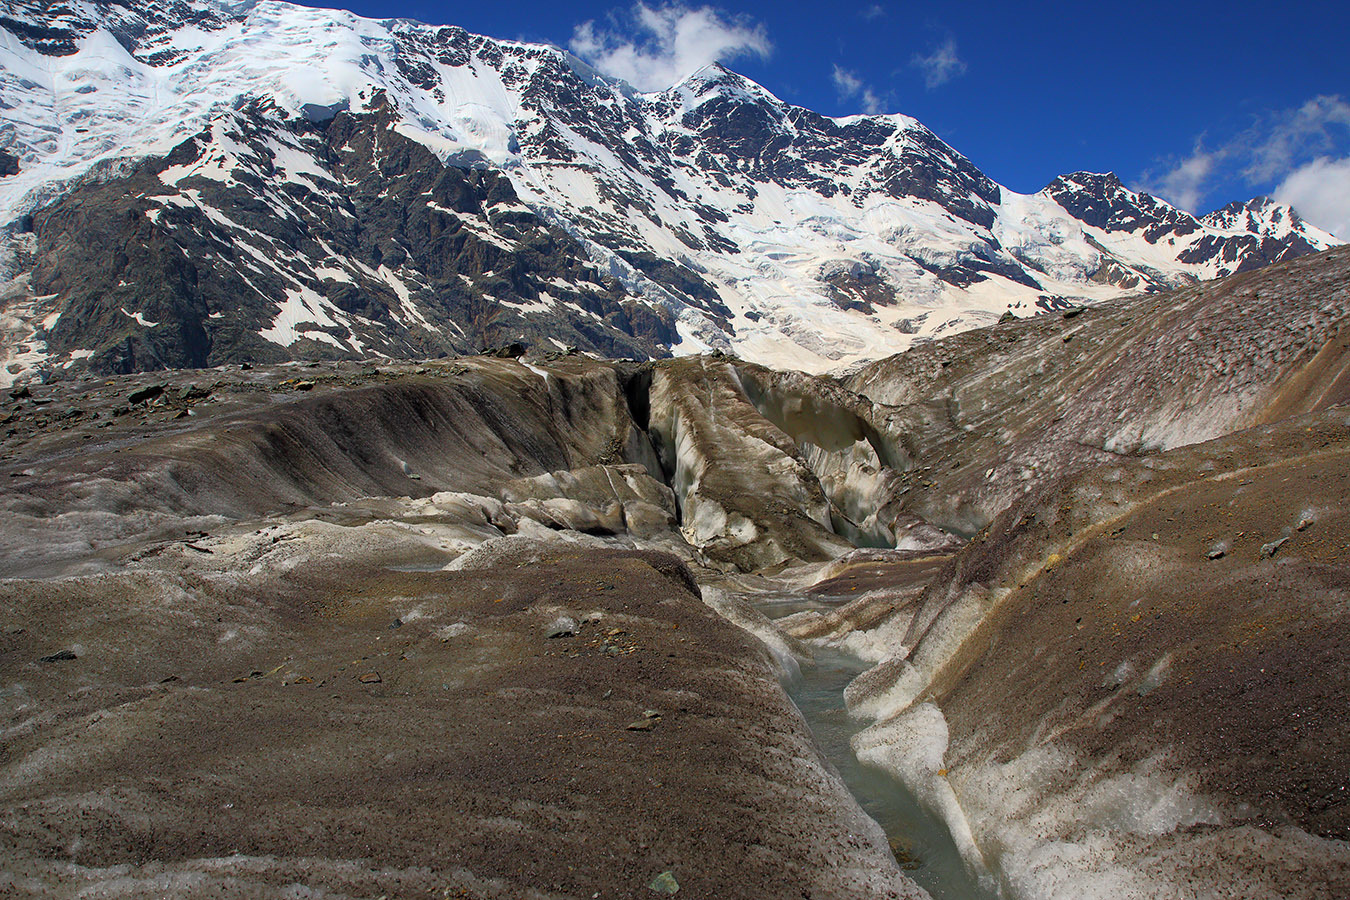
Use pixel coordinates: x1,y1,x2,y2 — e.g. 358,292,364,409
0,0,1341,382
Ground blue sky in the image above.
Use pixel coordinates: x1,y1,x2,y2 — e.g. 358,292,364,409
300,0,1350,236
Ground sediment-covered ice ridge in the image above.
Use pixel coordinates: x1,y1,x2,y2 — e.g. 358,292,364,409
1,248,1348,898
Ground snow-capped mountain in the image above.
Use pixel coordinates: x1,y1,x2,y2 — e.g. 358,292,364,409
0,0,1340,380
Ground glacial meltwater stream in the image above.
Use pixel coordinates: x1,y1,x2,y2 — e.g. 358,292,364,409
754,592,996,900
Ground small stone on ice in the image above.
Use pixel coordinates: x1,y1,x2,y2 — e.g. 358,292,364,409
127,384,166,404
38,649,78,663
1260,537,1290,558
648,871,679,893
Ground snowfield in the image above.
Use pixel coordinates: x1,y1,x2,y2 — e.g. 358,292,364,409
0,0,1340,376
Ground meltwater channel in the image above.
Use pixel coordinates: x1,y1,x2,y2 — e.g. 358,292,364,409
755,590,997,900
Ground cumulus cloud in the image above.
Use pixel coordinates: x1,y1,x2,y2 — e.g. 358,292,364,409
1140,95,1350,223
570,3,771,92
1245,95,1350,182
911,37,966,89
1141,142,1219,212
832,65,885,115
1275,156,1350,238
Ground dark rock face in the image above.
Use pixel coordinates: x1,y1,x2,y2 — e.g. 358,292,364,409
30,104,670,373
0,151,18,177
0,10,87,56
1,0,243,59
912,238,1045,289
1045,172,1194,239
1176,230,1321,272
1046,173,1331,278
1190,198,1330,270
821,263,898,313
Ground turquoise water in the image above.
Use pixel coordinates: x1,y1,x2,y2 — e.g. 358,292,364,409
757,594,995,900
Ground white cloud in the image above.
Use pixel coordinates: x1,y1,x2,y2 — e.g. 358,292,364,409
860,4,886,20
832,64,885,115
1275,155,1350,238
1140,95,1350,215
1140,142,1219,211
1245,96,1350,182
911,37,966,89
831,65,863,97
570,3,771,92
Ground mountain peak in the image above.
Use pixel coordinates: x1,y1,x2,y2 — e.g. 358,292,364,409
0,0,1342,383
1199,196,1330,242
661,62,783,108
1048,171,1127,195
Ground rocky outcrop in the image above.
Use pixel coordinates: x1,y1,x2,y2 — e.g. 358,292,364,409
28,104,673,373
1046,172,1200,241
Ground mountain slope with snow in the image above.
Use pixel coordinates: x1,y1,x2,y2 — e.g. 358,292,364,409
0,0,1340,380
